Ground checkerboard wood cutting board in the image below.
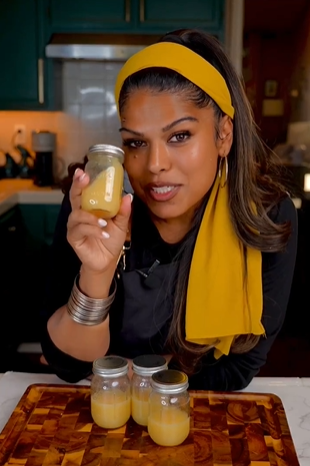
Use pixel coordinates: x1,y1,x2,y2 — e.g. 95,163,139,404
0,384,300,465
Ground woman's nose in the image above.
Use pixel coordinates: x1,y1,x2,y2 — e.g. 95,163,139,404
147,143,171,174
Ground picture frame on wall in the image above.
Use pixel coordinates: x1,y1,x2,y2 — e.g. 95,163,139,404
264,80,278,98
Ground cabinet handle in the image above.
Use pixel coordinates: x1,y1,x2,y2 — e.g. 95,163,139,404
38,58,44,104
125,0,131,22
139,0,145,22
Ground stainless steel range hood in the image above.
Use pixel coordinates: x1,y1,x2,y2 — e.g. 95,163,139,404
45,33,160,61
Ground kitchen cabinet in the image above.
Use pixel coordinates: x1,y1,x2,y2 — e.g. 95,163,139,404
0,204,60,370
0,0,56,110
17,204,61,342
0,0,224,110
0,207,26,369
46,0,225,35
46,0,134,32
19,204,61,248
137,0,224,34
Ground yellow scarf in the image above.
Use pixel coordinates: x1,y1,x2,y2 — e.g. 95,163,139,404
115,42,264,358
186,172,264,358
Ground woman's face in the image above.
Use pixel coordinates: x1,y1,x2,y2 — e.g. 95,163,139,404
120,89,232,221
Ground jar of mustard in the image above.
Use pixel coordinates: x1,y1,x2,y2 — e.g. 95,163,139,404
131,354,167,426
81,144,124,219
148,369,190,446
91,356,131,429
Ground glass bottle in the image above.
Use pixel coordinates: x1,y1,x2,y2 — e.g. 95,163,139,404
148,369,190,446
131,354,168,426
91,356,131,429
81,144,124,219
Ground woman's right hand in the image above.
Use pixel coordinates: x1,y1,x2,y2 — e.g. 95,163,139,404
67,168,132,274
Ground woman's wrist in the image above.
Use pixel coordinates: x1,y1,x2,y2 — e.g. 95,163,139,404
79,263,117,299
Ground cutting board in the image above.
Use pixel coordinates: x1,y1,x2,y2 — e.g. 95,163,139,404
0,384,300,466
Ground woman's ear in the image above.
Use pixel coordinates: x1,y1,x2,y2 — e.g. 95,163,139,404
218,115,233,157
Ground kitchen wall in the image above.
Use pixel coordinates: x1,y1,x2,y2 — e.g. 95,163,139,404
0,61,123,179
243,33,294,146
290,4,310,123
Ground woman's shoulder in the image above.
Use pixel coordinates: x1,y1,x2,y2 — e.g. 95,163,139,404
268,195,297,226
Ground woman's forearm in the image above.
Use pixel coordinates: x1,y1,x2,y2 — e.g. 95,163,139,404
46,265,116,362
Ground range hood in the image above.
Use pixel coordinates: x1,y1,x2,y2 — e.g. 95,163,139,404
45,33,160,61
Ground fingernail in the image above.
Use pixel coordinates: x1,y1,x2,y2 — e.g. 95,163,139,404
102,231,110,239
74,168,80,178
128,193,133,203
78,173,86,181
98,219,107,227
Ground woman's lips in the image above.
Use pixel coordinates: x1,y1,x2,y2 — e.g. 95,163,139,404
146,184,181,202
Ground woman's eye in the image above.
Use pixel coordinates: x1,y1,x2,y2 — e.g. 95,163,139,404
169,131,190,143
123,139,145,149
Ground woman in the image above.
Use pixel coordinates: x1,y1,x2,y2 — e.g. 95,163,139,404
41,29,297,390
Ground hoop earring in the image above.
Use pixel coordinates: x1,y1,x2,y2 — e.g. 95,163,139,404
218,156,228,188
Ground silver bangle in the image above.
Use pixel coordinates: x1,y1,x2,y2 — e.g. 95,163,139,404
67,275,117,326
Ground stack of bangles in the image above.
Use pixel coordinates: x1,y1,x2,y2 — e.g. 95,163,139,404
67,275,117,325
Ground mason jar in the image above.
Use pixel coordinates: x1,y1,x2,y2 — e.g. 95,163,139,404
131,354,168,426
91,356,131,429
81,144,124,219
148,369,190,446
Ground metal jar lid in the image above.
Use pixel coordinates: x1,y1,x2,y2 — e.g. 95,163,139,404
92,356,128,377
88,144,124,163
151,369,189,394
132,354,168,377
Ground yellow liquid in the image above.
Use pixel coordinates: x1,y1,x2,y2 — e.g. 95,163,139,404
131,390,151,426
81,161,124,219
91,390,131,429
148,407,190,446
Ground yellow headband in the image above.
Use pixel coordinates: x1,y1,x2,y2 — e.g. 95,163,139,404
114,42,235,119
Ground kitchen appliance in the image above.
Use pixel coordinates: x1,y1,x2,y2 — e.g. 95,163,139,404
32,131,56,186
45,33,158,60
0,151,19,179
15,145,34,178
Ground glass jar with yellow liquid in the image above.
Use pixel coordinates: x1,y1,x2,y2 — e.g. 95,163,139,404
148,370,190,446
91,356,131,429
131,354,168,426
81,144,124,219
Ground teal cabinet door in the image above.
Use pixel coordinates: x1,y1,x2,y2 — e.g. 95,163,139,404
19,204,61,247
0,207,27,361
47,0,134,32
0,0,55,110
137,0,224,34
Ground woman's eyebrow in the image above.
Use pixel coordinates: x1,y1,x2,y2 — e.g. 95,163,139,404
119,116,198,137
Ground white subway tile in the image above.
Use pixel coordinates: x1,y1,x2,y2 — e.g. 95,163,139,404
103,82,117,105
79,79,105,105
104,62,124,82
80,62,105,79
79,130,106,154
105,104,120,132
63,61,81,79
80,105,105,131
63,78,81,105
104,131,122,146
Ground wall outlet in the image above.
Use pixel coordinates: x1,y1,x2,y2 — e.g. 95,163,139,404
14,124,26,145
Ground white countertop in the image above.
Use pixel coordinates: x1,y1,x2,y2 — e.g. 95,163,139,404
0,373,309,465
0,179,63,215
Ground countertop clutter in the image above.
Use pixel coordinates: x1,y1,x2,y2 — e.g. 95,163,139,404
0,179,63,216
0,373,309,465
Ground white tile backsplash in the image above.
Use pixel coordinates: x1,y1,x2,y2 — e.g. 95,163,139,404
0,61,123,179
79,80,106,105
